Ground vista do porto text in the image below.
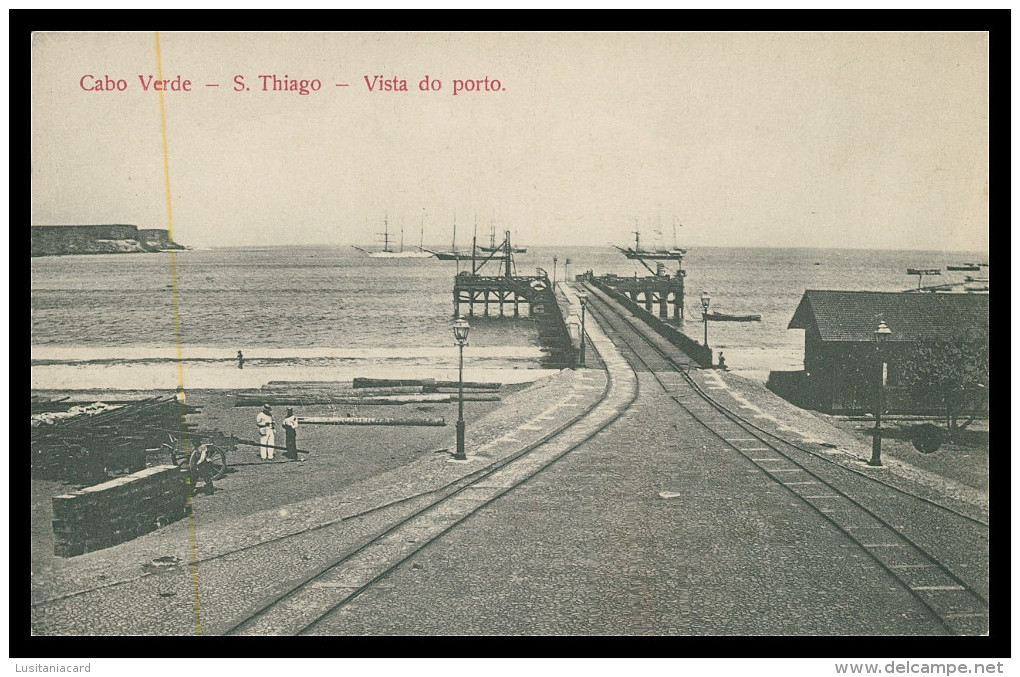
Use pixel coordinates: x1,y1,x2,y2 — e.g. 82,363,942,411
78,73,506,96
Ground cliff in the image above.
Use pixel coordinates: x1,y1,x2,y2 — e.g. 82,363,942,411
31,225,186,257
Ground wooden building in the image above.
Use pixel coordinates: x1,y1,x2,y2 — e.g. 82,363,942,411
770,290,989,414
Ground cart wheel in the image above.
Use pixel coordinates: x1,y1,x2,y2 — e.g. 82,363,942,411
189,445,228,481
206,445,228,480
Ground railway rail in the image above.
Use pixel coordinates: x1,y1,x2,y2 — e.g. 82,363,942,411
32,377,615,613
214,318,638,635
580,281,989,636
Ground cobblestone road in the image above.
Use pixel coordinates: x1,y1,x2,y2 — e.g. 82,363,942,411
307,369,947,635
302,293,953,636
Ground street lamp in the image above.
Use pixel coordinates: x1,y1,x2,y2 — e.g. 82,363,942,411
576,292,589,367
700,291,711,347
868,320,892,467
453,317,471,460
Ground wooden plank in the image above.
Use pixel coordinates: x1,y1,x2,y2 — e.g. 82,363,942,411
353,377,436,389
235,393,500,406
353,377,501,390
258,386,424,396
297,417,446,427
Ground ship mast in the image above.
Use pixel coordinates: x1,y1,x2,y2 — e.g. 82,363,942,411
382,215,391,252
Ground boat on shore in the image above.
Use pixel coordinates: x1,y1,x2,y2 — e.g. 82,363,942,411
353,215,433,259
703,312,762,322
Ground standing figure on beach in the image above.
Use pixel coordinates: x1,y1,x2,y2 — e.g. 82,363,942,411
237,351,245,369
717,351,727,370
283,408,300,460
256,404,275,460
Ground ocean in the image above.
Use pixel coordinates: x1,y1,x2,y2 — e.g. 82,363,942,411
30,245,987,390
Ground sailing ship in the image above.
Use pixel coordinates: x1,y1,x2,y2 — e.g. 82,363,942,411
478,221,527,254
613,218,686,260
420,214,470,260
352,215,433,258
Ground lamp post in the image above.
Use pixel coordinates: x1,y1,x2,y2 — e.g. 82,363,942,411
576,292,588,367
453,317,471,460
700,290,711,347
868,320,892,467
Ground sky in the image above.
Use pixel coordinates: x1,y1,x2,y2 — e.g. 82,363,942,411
31,31,989,252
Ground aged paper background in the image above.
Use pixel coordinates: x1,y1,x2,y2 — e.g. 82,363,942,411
32,31,988,251
28,30,991,653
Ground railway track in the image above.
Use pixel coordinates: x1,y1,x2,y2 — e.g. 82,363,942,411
216,316,639,636
32,371,617,614
580,281,989,636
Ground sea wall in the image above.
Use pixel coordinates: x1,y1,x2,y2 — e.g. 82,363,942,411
31,224,184,257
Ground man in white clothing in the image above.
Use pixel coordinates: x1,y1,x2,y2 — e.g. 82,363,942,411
256,404,276,460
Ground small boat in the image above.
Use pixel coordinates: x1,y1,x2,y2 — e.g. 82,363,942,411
946,264,980,271
703,312,762,322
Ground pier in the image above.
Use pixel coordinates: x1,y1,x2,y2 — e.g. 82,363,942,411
584,272,710,367
453,231,576,367
585,266,686,321
452,230,551,318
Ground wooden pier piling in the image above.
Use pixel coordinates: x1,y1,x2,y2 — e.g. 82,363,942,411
588,272,685,322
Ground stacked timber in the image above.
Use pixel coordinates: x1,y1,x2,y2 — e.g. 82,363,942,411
52,466,188,557
236,378,503,407
31,396,200,484
352,377,501,391
297,416,446,426
235,391,500,406
31,395,71,413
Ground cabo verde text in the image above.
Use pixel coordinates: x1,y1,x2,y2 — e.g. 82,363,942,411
79,74,504,96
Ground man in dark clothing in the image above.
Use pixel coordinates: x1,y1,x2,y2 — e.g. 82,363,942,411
283,407,300,460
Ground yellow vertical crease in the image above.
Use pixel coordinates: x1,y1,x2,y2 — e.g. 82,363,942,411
155,31,203,636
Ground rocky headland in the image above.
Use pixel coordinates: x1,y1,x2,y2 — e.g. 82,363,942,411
31,225,186,257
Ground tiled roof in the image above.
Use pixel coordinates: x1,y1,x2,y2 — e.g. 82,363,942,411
788,290,989,342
